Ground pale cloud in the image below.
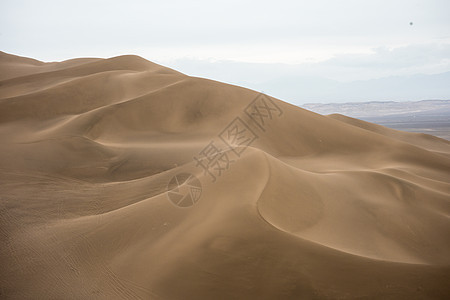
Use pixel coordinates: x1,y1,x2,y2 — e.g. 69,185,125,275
167,43,450,82
165,42,450,104
1,0,449,102
326,43,450,69
2,0,449,63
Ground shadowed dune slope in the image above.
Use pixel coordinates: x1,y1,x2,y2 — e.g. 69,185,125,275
1,52,449,299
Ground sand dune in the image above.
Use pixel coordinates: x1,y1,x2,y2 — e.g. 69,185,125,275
1,51,449,299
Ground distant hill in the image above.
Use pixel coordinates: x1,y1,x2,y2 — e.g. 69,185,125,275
303,100,450,140
254,72,450,103
168,58,450,104
302,99,450,118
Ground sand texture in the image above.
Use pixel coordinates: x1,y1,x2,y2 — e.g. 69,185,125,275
1,51,450,299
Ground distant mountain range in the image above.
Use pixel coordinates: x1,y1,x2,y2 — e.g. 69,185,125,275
302,100,450,140
302,99,450,118
168,59,450,104
252,72,450,104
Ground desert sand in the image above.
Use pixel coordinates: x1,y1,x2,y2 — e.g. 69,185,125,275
1,51,449,299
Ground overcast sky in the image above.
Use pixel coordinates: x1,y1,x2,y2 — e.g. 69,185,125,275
1,0,449,103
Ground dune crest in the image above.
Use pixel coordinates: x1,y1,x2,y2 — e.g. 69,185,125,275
1,52,449,299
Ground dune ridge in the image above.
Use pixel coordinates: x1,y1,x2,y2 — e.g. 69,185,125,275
1,52,449,299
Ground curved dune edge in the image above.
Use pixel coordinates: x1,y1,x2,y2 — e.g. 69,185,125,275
255,151,448,265
1,52,450,299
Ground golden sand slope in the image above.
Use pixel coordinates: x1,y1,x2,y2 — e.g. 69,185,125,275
1,51,449,299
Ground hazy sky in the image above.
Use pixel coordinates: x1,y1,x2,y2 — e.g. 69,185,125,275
1,0,449,103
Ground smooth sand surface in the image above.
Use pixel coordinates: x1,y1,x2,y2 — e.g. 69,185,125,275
1,51,449,299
